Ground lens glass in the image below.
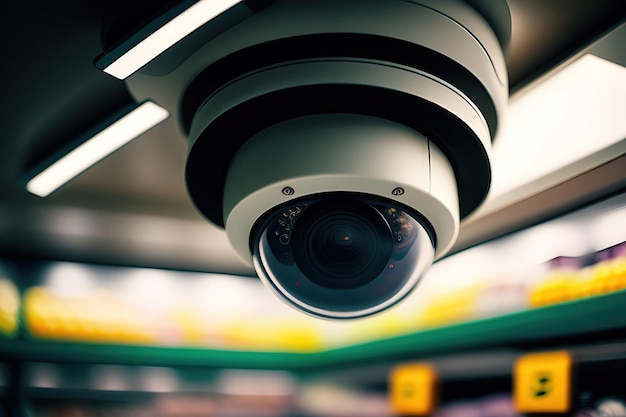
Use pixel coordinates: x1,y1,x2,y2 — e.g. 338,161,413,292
292,199,392,289
252,194,435,319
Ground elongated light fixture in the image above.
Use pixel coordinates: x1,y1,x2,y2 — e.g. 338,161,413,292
490,54,626,198
96,0,244,80
25,101,169,197
461,52,626,221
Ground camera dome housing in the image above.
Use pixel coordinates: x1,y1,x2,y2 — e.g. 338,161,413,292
224,113,454,318
126,0,510,318
223,114,459,262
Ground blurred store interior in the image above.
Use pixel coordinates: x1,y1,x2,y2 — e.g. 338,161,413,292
1,1,626,416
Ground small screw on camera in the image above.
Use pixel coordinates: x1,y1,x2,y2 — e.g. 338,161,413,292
391,187,405,196
282,186,295,196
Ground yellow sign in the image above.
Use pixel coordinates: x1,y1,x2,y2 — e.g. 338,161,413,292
514,351,573,413
390,363,437,416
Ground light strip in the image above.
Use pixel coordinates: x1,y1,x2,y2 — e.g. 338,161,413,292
491,54,626,196
101,0,243,80
466,54,626,220
25,101,169,197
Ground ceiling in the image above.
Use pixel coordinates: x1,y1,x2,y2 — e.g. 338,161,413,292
0,0,625,275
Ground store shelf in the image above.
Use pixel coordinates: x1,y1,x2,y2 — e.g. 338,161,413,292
315,288,626,367
0,341,311,369
1,289,626,370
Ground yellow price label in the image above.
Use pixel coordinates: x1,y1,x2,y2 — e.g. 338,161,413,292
389,363,437,416
514,351,573,413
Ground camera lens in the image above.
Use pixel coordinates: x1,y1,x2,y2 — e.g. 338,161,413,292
252,193,435,319
292,199,392,289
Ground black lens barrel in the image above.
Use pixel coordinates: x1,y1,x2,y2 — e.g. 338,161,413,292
291,198,393,289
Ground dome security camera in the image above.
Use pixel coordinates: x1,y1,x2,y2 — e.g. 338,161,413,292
127,0,510,319
225,113,448,318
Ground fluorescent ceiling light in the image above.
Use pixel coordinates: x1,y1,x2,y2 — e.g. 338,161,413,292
493,54,626,192
489,54,626,200
25,101,169,197
98,0,243,80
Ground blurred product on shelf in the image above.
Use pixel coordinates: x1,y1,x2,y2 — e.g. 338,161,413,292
406,242,626,333
531,243,626,308
24,287,157,344
24,393,626,417
7,238,626,350
425,394,626,417
419,283,484,328
22,281,324,351
432,394,521,417
0,278,19,338
298,384,393,417
595,397,626,416
28,393,295,417
572,397,626,417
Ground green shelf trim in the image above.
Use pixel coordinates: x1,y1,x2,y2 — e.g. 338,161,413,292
313,289,626,366
0,341,312,369
1,290,625,369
